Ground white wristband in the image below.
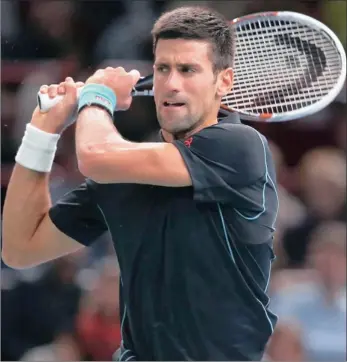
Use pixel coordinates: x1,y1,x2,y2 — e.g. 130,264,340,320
15,123,61,173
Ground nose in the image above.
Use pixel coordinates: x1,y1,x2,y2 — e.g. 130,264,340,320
165,70,183,92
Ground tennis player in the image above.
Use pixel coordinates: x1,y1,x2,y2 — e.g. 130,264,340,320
3,6,279,361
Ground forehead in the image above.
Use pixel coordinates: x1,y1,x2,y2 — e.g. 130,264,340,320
155,38,212,64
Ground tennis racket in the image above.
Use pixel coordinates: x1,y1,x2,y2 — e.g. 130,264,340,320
38,11,346,122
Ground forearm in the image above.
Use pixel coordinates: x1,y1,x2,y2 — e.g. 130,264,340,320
2,164,52,252
75,106,190,186
75,107,132,179
76,106,120,151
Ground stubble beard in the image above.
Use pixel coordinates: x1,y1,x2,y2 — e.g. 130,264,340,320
157,109,202,138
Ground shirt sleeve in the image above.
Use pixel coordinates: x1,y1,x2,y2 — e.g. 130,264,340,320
49,179,108,246
173,123,270,205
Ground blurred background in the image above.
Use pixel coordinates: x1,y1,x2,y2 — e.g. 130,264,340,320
1,0,346,361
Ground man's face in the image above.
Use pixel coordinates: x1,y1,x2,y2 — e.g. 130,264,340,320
153,39,230,136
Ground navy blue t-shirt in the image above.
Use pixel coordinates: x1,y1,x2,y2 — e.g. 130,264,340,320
49,115,279,361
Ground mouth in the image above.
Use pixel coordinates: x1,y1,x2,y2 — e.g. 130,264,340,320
163,101,186,108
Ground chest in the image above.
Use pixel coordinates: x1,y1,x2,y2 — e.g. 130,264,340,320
97,184,198,230
95,184,217,257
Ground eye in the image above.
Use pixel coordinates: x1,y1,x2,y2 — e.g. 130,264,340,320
180,66,195,73
156,65,169,73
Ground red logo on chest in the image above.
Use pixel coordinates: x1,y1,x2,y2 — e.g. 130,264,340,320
184,137,193,148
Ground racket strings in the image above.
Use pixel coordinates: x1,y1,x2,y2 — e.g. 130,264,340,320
223,18,343,114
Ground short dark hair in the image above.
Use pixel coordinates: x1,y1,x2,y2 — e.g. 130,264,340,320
151,6,235,72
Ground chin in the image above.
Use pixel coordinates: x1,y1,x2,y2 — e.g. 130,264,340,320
161,121,191,135
159,116,195,132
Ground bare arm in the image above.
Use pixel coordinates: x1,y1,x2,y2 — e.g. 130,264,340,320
2,164,84,269
2,80,85,269
76,107,192,187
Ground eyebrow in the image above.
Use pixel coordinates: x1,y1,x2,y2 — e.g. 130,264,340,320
154,62,203,69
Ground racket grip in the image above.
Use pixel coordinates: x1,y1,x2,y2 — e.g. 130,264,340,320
37,87,84,113
37,75,153,112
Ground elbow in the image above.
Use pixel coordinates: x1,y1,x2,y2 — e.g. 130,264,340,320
76,147,107,183
77,157,94,180
76,140,130,183
77,144,98,178
2,246,32,270
1,232,36,270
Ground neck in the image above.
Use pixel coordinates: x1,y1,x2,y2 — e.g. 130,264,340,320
161,117,218,142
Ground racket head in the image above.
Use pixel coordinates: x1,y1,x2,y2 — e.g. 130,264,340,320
222,11,346,122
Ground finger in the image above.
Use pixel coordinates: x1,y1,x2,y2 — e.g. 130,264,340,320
40,85,48,94
63,77,78,104
115,66,125,74
129,69,141,86
58,82,66,95
48,84,59,98
95,69,104,76
76,81,84,88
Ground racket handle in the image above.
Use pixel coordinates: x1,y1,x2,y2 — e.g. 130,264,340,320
37,75,154,112
37,87,83,113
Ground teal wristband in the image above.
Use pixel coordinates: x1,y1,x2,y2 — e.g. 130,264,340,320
77,84,117,117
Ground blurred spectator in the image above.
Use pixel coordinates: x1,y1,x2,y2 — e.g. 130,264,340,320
268,141,307,269
320,0,346,48
76,258,121,361
268,141,307,231
1,256,82,361
93,0,158,65
330,102,347,151
267,221,346,361
1,0,20,41
2,0,78,60
244,0,317,16
19,328,81,362
283,147,346,267
297,147,346,220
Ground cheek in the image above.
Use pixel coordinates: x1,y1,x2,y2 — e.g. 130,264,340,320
203,88,217,107
191,85,213,104
153,94,159,106
153,89,161,107
153,78,161,101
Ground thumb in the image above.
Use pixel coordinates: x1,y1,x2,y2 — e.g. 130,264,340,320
129,69,141,87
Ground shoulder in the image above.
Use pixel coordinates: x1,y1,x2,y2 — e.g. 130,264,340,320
197,122,266,145
173,123,271,186
191,123,269,163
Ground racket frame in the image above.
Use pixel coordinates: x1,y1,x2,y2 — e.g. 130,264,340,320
37,11,346,122
226,11,346,122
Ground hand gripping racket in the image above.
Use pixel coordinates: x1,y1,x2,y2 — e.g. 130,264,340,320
38,11,346,122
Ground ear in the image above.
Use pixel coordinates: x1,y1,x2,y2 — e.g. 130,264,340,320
216,68,234,98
